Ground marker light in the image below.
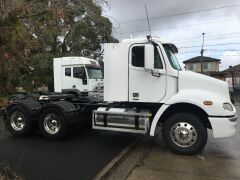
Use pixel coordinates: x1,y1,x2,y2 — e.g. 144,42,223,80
203,101,213,106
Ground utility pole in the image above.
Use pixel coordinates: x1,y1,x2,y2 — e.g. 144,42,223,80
200,33,205,74
229,66,235,90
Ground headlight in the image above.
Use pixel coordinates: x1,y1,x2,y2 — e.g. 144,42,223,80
223,103,233,111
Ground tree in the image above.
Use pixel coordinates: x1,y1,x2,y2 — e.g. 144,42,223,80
0,0,117,94
0,0,38,94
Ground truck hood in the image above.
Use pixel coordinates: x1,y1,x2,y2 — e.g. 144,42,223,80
178,71,230,101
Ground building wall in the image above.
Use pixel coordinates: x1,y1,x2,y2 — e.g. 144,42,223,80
185,62,219,73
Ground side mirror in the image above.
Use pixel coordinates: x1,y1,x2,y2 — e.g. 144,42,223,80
144,44,154,70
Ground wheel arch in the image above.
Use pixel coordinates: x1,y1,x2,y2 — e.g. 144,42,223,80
61,89,81,97
7,100,41,121
150,102,211,136
38,101,80,125
161,103,211,127
39,103,69,120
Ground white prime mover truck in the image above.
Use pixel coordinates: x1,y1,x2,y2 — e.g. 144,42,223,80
1,36,238,155
8,57,103,102
53,56,103,98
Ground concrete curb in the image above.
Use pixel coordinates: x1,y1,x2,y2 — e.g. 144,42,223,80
93,137,142,180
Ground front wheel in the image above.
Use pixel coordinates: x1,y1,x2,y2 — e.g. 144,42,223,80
39,108,67,140
162,113,208,155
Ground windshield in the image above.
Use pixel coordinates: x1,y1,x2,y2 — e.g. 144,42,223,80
163,45,181,70
87,68,103,79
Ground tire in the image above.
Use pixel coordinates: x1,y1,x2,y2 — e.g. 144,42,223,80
162,113,208,155
39,108,67,140
6,105,34,136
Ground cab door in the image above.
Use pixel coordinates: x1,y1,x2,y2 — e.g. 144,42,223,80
61,66,88,92
72,66,88,91
129,44,166,102
62,66,74,90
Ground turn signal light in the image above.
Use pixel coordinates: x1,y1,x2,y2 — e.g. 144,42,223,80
203,101,213,106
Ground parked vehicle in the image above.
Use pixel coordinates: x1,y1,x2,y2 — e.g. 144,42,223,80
0,36,238,155
54,56,103,98
7,57,104,103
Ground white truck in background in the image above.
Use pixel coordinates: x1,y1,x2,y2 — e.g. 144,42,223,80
8,57,104,102
1,36,238,155
53,57,103,98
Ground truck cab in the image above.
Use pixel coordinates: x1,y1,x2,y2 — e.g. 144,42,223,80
98,37,238,154
53,57,103,97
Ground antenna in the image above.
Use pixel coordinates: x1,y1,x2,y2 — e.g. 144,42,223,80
145,5,152,39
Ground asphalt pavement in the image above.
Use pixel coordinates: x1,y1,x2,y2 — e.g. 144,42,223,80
0,124,138,180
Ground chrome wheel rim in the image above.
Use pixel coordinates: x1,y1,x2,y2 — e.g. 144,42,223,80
10,111,26,131
170,122,197,148
43,114,61,135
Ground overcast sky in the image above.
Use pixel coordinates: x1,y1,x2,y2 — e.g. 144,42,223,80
103,0,240,70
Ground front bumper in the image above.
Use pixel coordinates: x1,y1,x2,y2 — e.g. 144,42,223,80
209,115,238,138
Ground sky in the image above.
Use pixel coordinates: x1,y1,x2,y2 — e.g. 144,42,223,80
103,0,240,70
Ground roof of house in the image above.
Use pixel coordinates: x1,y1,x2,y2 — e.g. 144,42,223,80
221,64,240,73
183,56,221,64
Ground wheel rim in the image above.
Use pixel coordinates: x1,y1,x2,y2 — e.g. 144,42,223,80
10,111,26,131
170,122,197,148
43,113,61,135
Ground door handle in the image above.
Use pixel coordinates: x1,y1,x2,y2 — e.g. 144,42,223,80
151,70,161,77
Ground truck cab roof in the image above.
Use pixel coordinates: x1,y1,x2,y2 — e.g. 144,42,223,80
121,37,178,53
54,57,100,66
122,37,169,44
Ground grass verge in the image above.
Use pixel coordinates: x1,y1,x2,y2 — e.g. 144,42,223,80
0,97,8,108
0,163,23,180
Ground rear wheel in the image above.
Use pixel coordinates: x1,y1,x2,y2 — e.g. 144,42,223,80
6,105,34,136
162,113,208,155
39,108,67,140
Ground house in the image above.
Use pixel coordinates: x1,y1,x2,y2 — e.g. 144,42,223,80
221,64,240,94
183,56,221,77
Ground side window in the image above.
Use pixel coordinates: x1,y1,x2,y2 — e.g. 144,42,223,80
203,63,208,70
65,68,71,77
189,64,193,70
132,46,145,67
73,67,85,79
154,46,163,69
193,64,198,71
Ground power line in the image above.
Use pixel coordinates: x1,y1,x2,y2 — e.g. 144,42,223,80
120,18,240,35
171,33,240,44
178,49,240,54
172,31,240,41
220,54,240,57
206,49,240,52
168,32,240,44
178,42,240,49
120,4,240,24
